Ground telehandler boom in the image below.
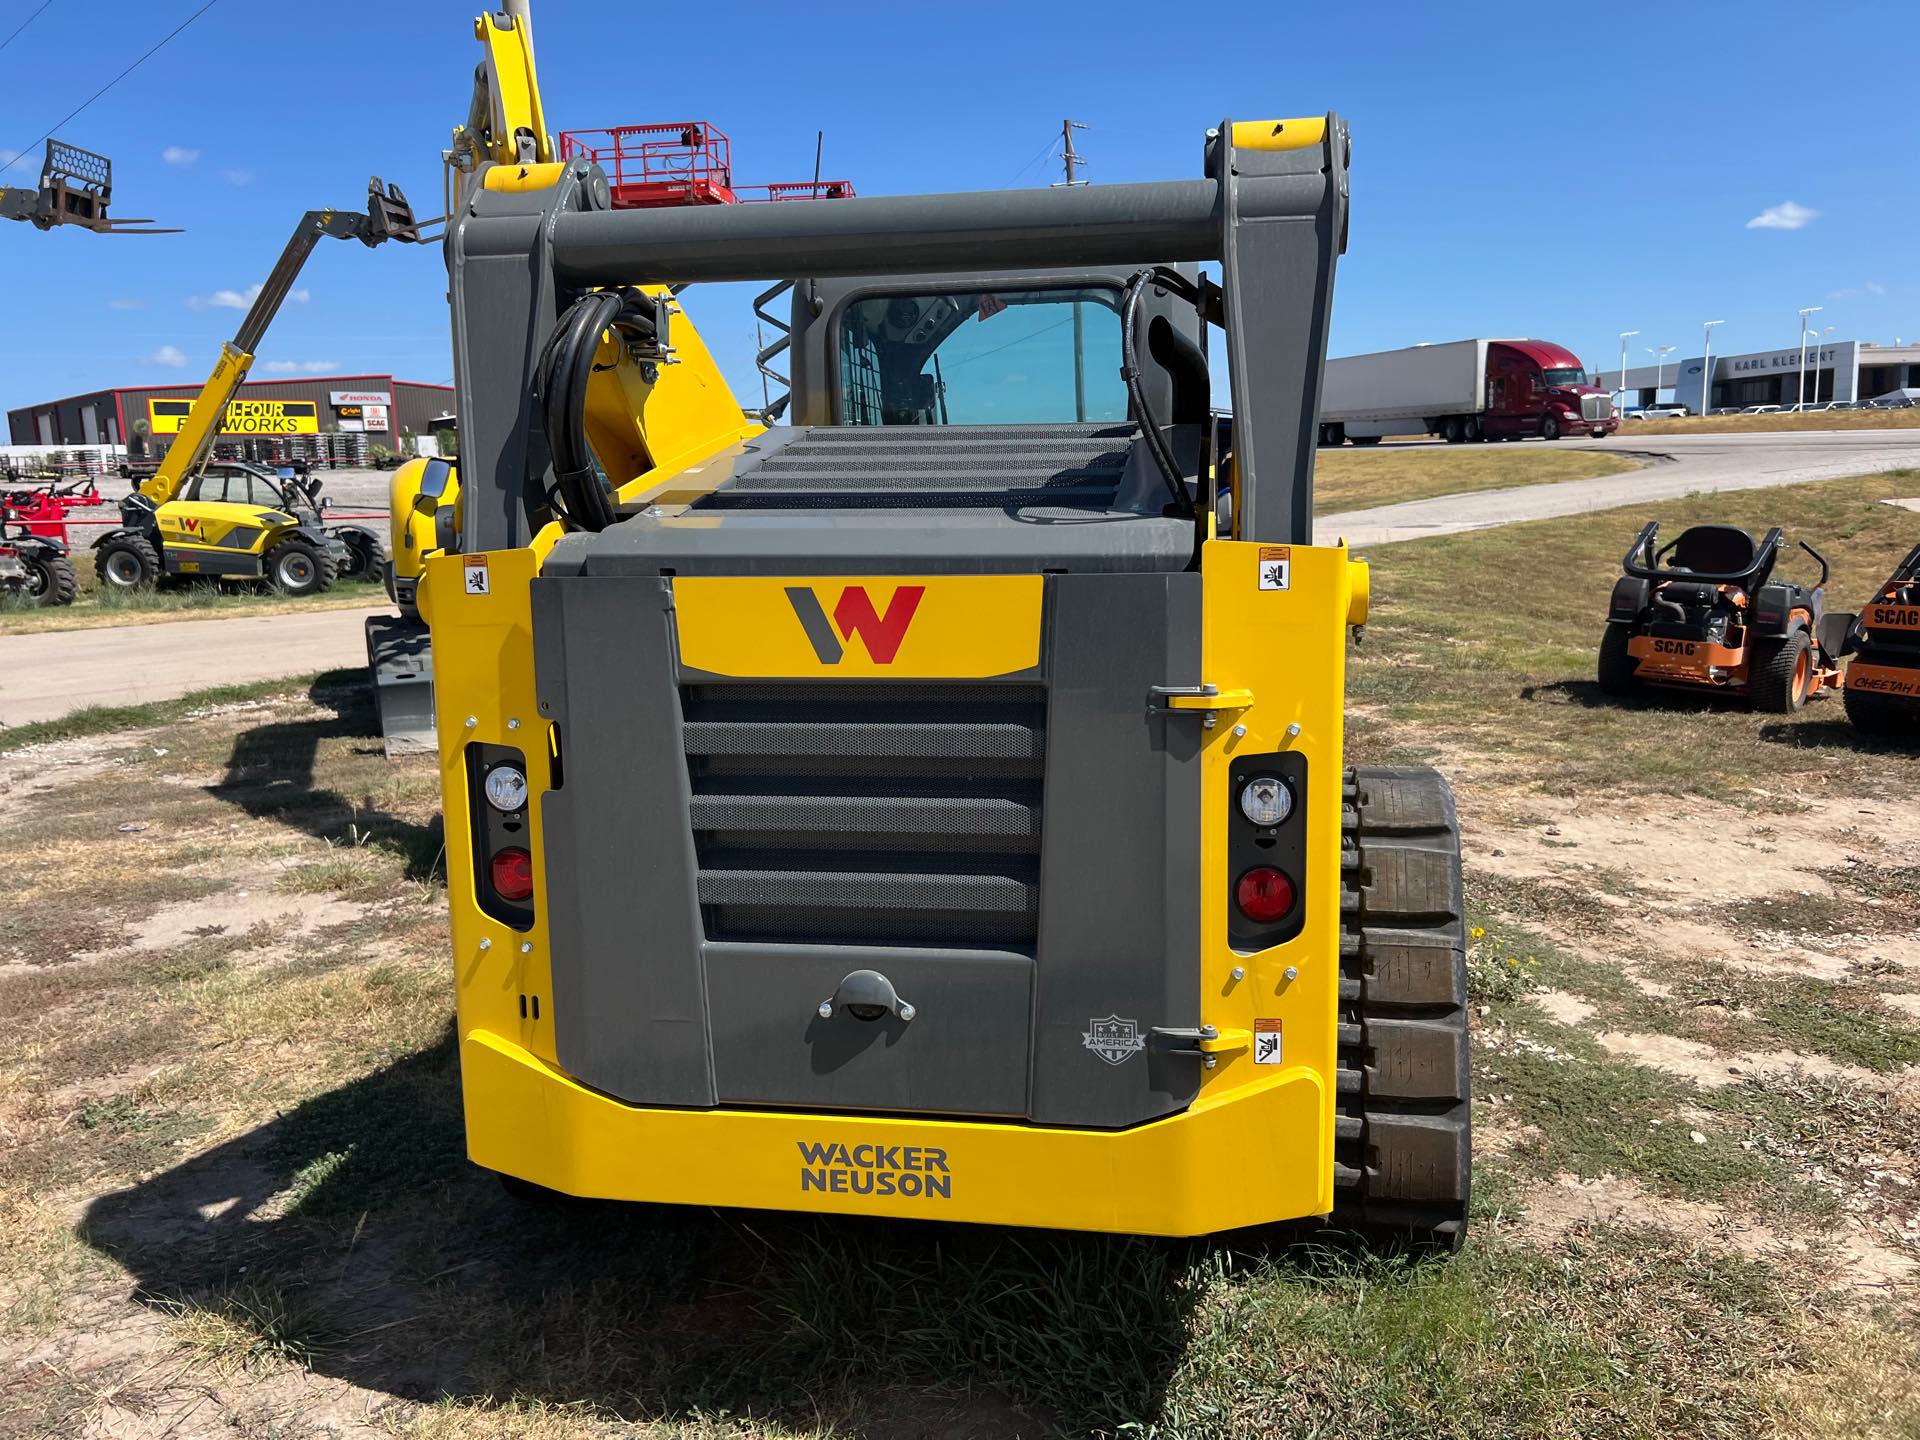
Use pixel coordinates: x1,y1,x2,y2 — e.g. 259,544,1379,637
421,5,1469,1247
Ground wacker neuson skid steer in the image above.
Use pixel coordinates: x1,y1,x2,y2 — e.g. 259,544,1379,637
424,4,1469,1246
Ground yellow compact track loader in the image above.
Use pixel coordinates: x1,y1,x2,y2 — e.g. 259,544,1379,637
423,5,1469,1247
366,454,462,754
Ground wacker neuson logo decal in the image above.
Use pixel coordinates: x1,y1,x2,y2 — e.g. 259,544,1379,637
786,584,926,664
798,1140,952,1198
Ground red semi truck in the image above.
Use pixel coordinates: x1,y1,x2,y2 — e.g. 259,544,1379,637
1318,338,1618,445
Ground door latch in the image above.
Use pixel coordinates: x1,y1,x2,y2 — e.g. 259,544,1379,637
1147,683,1255,728
1149,1023,1252,1069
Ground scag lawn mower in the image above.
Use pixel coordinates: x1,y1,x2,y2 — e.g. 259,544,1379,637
1598,522,1849,712
1842,543,1920,735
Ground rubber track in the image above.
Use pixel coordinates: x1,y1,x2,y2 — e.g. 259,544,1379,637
1332,766,1471,1248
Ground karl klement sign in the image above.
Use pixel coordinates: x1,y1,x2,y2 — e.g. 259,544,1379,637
147,397,321,436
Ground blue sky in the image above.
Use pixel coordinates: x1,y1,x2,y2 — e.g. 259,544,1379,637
1,0,1913,416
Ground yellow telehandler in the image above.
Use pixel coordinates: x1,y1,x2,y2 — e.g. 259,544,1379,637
91,182,427,596
416,3,1469,1248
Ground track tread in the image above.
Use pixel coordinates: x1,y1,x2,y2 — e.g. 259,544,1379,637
1335,765,1470,1249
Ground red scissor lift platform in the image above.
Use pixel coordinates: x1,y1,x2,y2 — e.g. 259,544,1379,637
557,122,854,208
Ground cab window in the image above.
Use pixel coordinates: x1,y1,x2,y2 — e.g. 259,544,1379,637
837,286,1127,425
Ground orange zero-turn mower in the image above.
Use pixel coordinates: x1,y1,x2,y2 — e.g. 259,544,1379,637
1597,522,1851,712
1841,542,1920,735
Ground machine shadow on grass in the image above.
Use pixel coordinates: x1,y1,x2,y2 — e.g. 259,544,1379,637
207,668,445,883
77,1020,1214,1434
1518,677,1747,713
1757,715,1919,755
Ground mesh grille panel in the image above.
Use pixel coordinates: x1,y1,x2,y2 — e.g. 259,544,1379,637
683,682,1046,950
693,424,1137,512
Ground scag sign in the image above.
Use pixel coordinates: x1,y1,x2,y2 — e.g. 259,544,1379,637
147,397,321,436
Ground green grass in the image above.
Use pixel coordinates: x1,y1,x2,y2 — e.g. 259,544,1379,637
1348,469,1920,796
0,569,383,635
0,670,334,750
1,494,1916,1436
1622,408,1920,437
1315,445,1639,513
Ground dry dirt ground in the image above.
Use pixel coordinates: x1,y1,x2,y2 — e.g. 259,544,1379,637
2,483,1919,1437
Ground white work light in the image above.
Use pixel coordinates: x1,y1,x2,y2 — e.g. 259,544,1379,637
484,764,529,812
1239,776,1292,827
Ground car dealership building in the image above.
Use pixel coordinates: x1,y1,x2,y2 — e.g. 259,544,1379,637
1597,340,1920,413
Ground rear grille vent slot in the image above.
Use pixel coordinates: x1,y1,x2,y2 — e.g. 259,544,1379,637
683,682,1046,950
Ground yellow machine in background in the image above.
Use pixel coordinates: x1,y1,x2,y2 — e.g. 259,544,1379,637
366,455,461,754
422,5,1469,1247
92,181,426,596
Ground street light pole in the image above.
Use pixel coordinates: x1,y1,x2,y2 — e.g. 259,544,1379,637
1618,330,1639,410
1789,305,1820,408
1701,320,1725,415
1647,344,1675,400
1797,306,1823,410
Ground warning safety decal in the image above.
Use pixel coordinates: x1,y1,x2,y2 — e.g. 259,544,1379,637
1253,1017,1283,1064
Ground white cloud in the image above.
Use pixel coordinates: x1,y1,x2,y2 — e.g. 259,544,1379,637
109,297,148,310
1745,200,1818,231
143,344,189,368
184,283,309,312
262,359,340,373
1827,281,1888,301
222,168,254,186
161,145,200,167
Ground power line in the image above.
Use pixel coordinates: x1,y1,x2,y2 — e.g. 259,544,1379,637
1,0,223,176
0,0,58,57
1007,133,1061,186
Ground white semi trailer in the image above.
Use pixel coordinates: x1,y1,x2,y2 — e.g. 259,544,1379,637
1319,338,1618,445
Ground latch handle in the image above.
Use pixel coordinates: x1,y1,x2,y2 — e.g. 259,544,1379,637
1149,1023,1252,1056
1147,683,1255,714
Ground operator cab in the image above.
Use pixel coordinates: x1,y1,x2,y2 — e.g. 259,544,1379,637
182,460,318,516
549,267,1213,580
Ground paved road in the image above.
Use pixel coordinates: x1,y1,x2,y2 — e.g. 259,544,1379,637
7,431,1916,730
1315,429,1920,547
0,606,383,730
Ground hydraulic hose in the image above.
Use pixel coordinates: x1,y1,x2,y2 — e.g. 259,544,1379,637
534,289,627,531
1120,267,1207,519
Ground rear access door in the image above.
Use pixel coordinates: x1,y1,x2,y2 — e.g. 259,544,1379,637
530,566,1206,1130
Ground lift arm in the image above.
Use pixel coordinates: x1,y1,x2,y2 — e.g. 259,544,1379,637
448,1,554,214
136,181,422,509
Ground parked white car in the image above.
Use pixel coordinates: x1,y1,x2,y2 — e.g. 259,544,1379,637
1641,404,1690,419
1740,404,1783,415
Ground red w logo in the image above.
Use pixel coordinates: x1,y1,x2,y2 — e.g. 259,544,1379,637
786,584,926,664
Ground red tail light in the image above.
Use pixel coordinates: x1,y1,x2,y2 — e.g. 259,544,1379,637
490,847,534,902
1235,866,1296,924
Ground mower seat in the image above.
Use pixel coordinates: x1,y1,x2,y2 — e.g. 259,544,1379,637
1667,524,1758,579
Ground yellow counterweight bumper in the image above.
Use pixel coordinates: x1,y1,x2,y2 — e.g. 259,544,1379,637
463,1028,1331,1236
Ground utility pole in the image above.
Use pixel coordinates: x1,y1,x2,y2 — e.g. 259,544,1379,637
1060,120,1090,421
1060,119,1088,187
1618,330,1639,410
